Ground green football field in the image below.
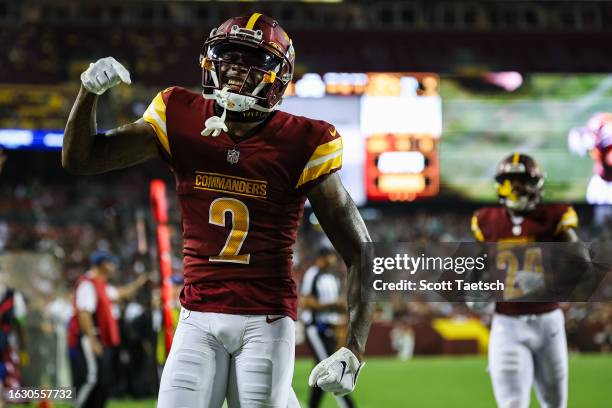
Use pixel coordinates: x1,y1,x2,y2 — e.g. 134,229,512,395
58,354,611,408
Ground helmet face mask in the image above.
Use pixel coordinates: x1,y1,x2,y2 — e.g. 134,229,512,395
210,43,282,72
202,43,282,111
495,154,544,213
200,15,295,113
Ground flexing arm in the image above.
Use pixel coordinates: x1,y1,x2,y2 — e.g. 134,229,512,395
307,173,373,360
62,57,159,175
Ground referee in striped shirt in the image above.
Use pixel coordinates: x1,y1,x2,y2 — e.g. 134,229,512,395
300,248,355,408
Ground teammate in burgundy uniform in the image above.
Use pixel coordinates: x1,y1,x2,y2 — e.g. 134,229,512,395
470,153,579,408
62,13,373,408
568,112,612,204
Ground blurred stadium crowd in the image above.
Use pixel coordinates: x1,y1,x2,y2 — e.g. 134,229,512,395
1,0,611,86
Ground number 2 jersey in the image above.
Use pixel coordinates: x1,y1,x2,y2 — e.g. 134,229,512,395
143,87,343,320
471,204,578,316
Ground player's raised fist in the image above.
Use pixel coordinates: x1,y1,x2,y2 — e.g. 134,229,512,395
80,57,131,95
308,347,364,397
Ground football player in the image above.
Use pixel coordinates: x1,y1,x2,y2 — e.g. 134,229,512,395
62,14,373,408
470,153,579,408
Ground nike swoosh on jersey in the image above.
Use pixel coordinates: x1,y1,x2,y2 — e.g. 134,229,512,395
329,128,337,137
266,315,285,324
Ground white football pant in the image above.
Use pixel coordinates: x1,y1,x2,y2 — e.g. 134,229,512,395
488,309,568,408
158,308,296,408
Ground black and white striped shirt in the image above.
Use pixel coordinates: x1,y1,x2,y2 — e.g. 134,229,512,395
300,265,340,326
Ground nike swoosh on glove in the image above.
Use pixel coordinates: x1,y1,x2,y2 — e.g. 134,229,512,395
308,347,364,397
81,57,131,95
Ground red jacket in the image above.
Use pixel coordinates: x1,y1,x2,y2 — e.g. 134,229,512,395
68,274,120,348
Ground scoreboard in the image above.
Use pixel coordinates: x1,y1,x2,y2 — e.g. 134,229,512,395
365,133,439,201
360,73,441,201
284,72,442,204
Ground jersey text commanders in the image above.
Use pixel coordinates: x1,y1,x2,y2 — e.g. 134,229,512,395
194,171,268,199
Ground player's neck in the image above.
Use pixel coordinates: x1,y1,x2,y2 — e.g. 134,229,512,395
214,102,272,140
226,111,277,141
226,119,266,139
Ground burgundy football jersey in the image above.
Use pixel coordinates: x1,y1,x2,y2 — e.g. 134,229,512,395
143,87,343,319
471,204,578,315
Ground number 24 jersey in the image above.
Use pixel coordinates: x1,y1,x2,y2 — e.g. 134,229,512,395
471,204,578,315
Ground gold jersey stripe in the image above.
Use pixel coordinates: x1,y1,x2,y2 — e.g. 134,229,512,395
305,148,343,170
471,214,485,242
143,92,171,156
306,137,343,166
554,207,579,235
512,152,520,164
296,154,342,188
246,13,263,30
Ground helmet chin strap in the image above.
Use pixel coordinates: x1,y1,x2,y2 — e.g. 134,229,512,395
214,102,269,123
201,101,271,137
201,104,228,137
202,87,231,137
201,80,281,136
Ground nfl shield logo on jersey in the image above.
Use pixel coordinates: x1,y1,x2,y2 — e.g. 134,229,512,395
227,149,240,164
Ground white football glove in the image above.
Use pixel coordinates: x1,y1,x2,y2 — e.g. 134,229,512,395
308,347,364,397
80,57,131,95
514,270,545,293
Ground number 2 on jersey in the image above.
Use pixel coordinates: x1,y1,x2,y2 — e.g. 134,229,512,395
209,197,250,264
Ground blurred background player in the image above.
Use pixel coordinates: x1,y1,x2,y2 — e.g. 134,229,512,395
300,248,354,408
68,251,149,408
0,271,28,406
568,112,612,204
62,13,373,408
470,153,580,408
